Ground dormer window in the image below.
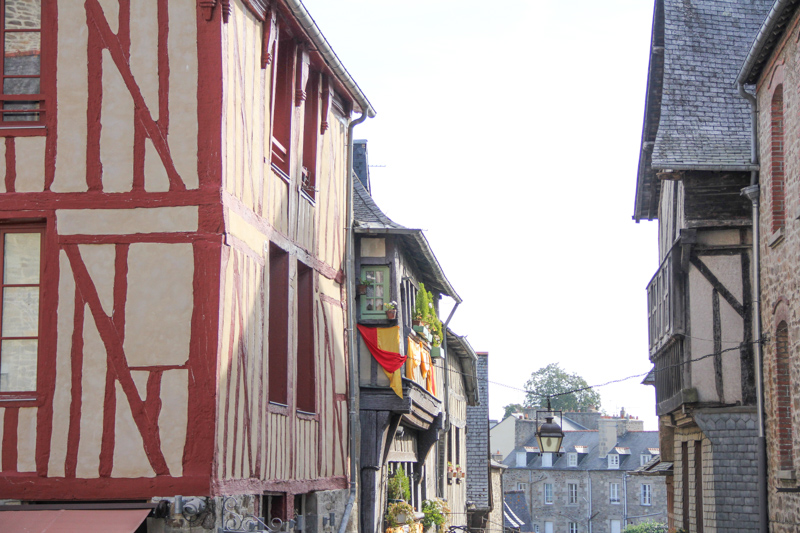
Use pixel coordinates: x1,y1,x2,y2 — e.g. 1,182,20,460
640,454,652,466
541,453,552,467
608,454,620,469
567,452,578,467
516,451,527,467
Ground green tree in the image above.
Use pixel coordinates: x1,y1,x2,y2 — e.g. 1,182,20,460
523,363,602,412
502,403,525,419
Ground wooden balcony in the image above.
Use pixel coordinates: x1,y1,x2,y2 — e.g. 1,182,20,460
647,245,684,357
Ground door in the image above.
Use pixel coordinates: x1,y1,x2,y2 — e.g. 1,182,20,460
611,520,621,533
544,522,554,533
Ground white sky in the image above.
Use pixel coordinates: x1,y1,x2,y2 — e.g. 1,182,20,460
302,0,661,430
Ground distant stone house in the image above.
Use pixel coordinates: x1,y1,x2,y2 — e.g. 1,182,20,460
633,0,773,531
503,413,666,533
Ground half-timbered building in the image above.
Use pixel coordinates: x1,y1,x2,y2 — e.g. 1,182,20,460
0,0,374,531
738,2,800,530
352,141,479,533
634,0,771,531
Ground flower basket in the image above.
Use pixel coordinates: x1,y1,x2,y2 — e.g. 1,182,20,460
386,309,397,320
356,283,368,295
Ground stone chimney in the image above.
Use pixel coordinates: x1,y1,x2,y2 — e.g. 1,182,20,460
563,411,601,430
598,417,618,458
515,417,538,448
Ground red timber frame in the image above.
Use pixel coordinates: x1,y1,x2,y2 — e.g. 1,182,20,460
0,0,224,500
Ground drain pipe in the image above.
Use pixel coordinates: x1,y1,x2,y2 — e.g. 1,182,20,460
738,82,768,533
339,109,369,533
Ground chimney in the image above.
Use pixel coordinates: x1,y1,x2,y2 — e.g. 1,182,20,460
515,417,538,448
598,418,618,458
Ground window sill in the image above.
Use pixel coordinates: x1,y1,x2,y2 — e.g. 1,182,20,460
0,125,46,137
0,394,40,407
271,162,291,184
300,188,316,206
268,401,289,416
296,409,318,421
778,469,797,481
768,227,785,248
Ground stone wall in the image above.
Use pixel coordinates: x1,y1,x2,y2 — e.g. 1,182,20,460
467,352,491,509
754,5,800,531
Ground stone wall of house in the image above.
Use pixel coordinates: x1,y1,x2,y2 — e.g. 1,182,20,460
502,467,667,533
754,6,800,532
486,465,505,533
467,352,491,509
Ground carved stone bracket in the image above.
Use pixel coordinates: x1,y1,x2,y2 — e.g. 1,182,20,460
320,75,331,135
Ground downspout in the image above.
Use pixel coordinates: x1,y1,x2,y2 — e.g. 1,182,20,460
739,82,768,533
339,109,369,533
441,303,461,492
623,473,628,529
587,474,592,533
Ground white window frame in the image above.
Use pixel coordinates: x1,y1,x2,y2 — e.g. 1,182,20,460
640,454,651,466
568,483,578,504
542,452,553,467
544,483,553,505
517,482,526,491
567,452,578,467
608,454,620,469
569,523,578,533
641,483,652,506
610,482,620,504
534,526,540,533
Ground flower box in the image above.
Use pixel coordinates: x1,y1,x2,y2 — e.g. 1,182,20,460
430,346,442,359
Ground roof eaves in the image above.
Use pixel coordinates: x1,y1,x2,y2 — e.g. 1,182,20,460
445,328,479,405
738,0,800,85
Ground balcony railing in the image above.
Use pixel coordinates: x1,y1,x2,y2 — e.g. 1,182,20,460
646,245,684,356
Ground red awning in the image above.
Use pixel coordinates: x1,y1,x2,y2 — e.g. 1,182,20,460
0,509,150,532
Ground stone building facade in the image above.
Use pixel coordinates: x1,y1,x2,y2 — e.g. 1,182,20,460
737,2,800,531
503,415,666,533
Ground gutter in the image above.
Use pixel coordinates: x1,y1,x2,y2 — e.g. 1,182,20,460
737,0,796,86
282,0,376,118
339,108,370,533
737,81,768,533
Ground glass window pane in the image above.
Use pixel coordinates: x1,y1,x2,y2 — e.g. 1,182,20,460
4,232,40,283
375,285,384,297
5,0,41,30
365,270,375,283
0,338,36,391
3,77,39,94
375,271,383,283
2,286,39,336
365,285,374,297
4,32,40,75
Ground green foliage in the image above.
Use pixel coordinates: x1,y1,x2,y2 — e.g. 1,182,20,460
421,499,450,530
502,403,525,419
622,521,668,533
387,466,411,502
386,501,416,527
523,363,602,412
413,284,444,347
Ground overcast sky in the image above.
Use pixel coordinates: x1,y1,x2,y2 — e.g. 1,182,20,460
302,0,661,429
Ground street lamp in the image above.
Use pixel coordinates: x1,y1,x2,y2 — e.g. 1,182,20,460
535,398,564,455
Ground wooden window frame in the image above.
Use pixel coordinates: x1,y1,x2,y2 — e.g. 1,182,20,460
543,483,553,505
610,482,620,504
641,484,652,506
0,0,52,136
608,454,620,469
295,261,315,414
359,265,390,318
567,452,577,467
569,523,578,533
270,31,295,181
0,223,44,398
268,243,289,406
567,483,578,504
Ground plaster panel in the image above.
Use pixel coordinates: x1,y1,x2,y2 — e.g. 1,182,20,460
16,407,37,472
144,138,170,192
689,267,717,401
160,369,188,477
720,298,744,403
131,371,148,399
57,206,198,235
130,0,158,121
696,230,742,246
361,239,386,258
123,243,193,367
168,0,199,190
49,251,75,476
111,381,156,478
14,137,45,192
701,255,744,302
0,141,5,192
96,0,118,33
78,244,116,316
76,312,106,478
53,3,88,193
101,50,134,193
228,210,266,255
326,302,346,394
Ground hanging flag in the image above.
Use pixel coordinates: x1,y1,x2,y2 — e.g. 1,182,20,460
358,324,406,398
407,337,422,380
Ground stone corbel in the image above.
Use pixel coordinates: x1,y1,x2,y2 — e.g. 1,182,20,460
199,0,217,21
320,75,332,134
295,44,310,106
261,6,277,68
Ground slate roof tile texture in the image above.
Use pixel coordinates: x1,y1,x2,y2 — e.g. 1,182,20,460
652,0,773,169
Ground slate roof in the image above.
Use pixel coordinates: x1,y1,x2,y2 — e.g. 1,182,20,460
504,491,534,533
634,0,771,221
739,0,800,84
633,455,674,476
445,328,479,406
503,429,660,472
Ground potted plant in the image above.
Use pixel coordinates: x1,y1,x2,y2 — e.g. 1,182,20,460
386,501,416,528
387,466,411,503
421,499,449,533
356,278,373,296
384,301,398,320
